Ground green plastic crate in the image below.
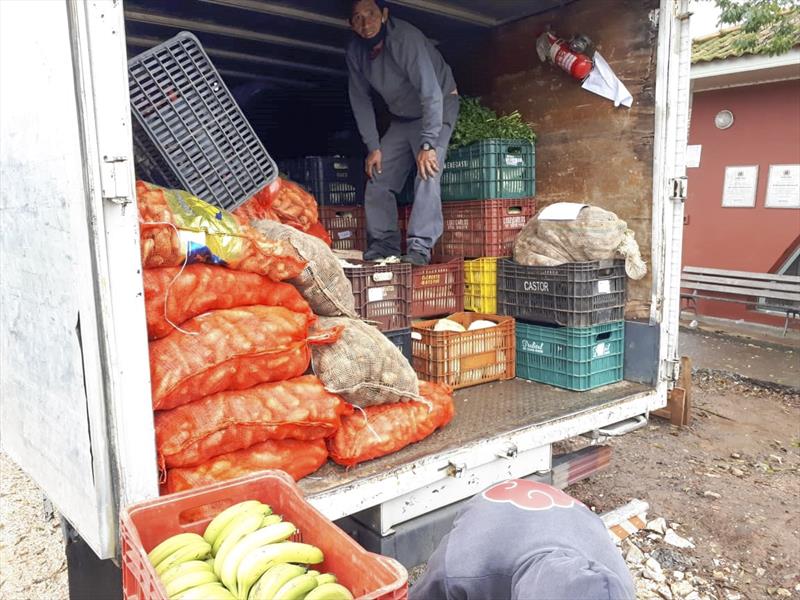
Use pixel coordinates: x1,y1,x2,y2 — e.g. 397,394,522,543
515,321,624,391
442,139,535,201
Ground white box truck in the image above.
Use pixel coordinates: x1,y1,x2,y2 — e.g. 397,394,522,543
0,0,690,594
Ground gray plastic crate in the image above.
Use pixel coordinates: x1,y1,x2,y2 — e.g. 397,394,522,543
128,31,277,211
131,119,181,189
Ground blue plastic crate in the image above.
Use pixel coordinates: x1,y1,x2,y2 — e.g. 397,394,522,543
383,328,412,362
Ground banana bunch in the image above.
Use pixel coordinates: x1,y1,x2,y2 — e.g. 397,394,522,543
147,532,233,599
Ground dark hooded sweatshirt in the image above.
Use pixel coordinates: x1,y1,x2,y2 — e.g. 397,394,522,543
409,480,635,600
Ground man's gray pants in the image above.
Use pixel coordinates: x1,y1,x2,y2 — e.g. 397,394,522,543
364,94,460,259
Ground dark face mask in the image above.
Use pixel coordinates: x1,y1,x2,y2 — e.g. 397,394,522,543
356,18,387,50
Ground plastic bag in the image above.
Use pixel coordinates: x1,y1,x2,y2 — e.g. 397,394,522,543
143,264,313,340
164,438,328,493
311,317,420,407
149,306,340,410
251,220,357,317
136,180,305,281
327,381,455,467
155,375,351,468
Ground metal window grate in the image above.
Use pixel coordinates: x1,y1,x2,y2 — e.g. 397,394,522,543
128,32,277,211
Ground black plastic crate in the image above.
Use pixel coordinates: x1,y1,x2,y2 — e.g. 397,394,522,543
497,259,626,327
383,328,412,362
131,119,181,189
279,156,364,206
128,32,278,212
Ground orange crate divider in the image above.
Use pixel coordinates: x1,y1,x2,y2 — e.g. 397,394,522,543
120,471,407,600
411,312,515,389
411,258,465,318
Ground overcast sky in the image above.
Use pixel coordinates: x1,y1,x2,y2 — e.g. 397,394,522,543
690,0,723,38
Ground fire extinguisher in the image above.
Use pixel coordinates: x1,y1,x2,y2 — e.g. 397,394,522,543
536,31,594,81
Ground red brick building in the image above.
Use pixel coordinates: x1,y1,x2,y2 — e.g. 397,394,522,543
683,23,800,328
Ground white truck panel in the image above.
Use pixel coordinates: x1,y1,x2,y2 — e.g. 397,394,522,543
0,0,117,558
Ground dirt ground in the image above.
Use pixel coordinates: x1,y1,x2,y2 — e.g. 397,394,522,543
1,372,798,599
568,373,800,599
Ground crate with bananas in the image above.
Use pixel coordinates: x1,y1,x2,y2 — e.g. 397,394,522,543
121,471,407,600
147,500,354,599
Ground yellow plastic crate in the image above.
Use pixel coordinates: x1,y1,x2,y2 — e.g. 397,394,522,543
464,257,498,313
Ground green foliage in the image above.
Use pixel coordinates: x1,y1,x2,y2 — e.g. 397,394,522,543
712,0,800,55
450,97,536,150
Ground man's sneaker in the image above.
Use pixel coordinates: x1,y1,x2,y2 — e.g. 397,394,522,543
400,252,429,266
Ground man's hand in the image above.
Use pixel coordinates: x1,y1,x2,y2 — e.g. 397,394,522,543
365,149,383,179
416,148,440,181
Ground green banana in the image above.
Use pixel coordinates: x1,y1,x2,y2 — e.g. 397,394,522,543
219,521,297,593
203,500,266,546
213,505,272,556
236,542,324,600
304,582,355,600
248,563,307,600
315,573,337,586
148,533,206,568
159,559,214,588
261,514,283,527
154,540,213,576
165,569,220,597
273,572,318,600
172,582,237,600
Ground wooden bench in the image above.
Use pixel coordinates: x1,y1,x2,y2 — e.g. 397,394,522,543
680,266,800,336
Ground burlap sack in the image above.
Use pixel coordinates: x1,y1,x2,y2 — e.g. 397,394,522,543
252,220,357,317
513,205,647,280
311,316,420,407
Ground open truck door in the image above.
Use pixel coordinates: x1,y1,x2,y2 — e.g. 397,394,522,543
0,0,157,560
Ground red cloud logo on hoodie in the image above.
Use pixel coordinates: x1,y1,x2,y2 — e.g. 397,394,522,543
482,480,577,511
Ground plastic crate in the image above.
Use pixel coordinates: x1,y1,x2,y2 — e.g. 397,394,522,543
411,259,465,318
464,257,498,313
497,259,626,327
344,261,411,331
411,312,515,389
442,139,535,201
120,471,407,600
319,205,367,251
433,198,536,259
515,321,624,391
131,119,181,189
128,32,278,212
279,156,365,206
383,328,412,362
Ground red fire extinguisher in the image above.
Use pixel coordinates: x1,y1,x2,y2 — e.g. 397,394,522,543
536,32,594,81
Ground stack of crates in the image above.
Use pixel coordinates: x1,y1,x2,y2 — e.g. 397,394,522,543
278,156,367,251
342,260,413,360
497,259,627,391
407,138,536,388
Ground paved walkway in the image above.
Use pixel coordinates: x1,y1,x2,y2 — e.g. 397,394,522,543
679,327,800,389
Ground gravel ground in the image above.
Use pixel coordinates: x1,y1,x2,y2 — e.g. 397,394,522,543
0,452,68,599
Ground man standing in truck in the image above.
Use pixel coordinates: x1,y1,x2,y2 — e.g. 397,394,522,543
346,0,459,266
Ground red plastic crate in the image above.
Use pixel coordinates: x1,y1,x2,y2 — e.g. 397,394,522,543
343,260,411,331
432,198,536,259
411,258,465,318
320,205,366,251
120,471,407,600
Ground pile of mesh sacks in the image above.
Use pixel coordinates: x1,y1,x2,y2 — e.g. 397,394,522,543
136,179,455,494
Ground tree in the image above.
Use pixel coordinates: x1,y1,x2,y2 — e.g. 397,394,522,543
712,0,800,55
